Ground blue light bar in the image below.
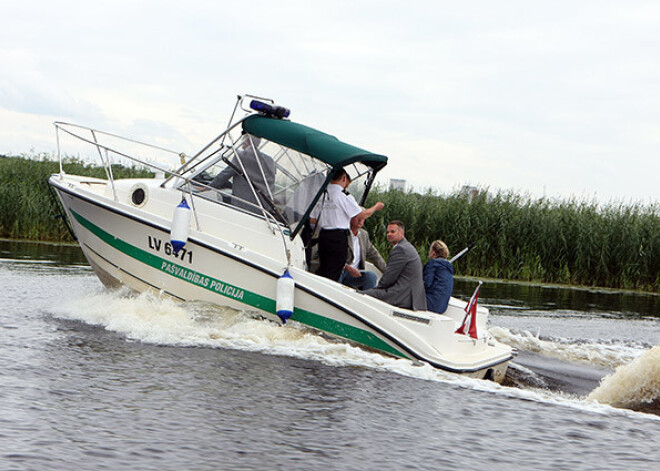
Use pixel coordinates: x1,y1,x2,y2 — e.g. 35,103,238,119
249,100,290,119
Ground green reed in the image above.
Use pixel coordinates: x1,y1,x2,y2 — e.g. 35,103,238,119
2,154,657,291
0,154,153,242
365,187,659,292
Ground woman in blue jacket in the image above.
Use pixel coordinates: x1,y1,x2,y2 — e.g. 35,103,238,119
423,240,454,314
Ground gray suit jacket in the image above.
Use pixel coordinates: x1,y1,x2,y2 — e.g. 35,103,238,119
210,148,276,213
346,228,387,273
364,238,427,311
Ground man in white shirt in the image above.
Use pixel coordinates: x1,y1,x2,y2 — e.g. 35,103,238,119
310,168,384,281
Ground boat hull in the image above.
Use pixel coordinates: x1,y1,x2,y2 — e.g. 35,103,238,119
50,176,512,382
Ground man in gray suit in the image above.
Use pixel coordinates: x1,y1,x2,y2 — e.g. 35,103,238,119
339,214,387,290
209,134,276,215
363,220,427,311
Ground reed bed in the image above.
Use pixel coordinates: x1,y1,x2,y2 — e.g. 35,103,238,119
365,187,659,292
0,154,152,242
2,154,657,291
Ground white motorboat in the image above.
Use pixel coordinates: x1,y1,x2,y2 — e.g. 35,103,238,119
49,95,514,381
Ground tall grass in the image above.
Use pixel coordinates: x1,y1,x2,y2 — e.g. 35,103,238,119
365,187,659,292
0,154,153,241
2,154,657,291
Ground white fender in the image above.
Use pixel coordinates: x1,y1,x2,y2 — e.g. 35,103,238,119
170,198,191,254
276,269,295,324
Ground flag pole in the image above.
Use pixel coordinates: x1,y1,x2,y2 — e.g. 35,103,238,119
456,281,483,339
449,242,475,264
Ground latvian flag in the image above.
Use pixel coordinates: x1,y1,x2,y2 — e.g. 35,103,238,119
456,281,482,339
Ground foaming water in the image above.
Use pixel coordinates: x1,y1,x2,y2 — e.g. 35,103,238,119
588,346,660,412
52,289,659,420
490,325,645,369
54,289,389,363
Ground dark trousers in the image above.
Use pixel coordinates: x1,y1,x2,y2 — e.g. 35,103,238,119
301,221,314,267
316,229,349,282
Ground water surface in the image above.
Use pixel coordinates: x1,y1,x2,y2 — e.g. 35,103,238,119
2,240,659,470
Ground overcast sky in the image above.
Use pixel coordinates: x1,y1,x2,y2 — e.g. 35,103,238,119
2,0,659,204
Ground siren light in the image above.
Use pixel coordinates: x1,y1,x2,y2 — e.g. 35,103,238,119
250,100,290,119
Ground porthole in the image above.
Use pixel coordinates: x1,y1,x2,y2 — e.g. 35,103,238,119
130,184,148,207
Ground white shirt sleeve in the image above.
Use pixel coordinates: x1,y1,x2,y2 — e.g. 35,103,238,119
344,194,362,220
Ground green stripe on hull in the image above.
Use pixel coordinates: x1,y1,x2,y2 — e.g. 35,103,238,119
72,209,407,358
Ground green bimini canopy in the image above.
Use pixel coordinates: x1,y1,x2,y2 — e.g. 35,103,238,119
242,114,388,171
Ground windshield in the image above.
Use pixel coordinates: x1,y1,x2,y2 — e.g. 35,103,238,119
183,132,376,235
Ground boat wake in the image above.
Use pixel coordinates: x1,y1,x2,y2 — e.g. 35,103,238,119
491,325,660,414
51,289,660,419
489,325,648,369
588,346,660,414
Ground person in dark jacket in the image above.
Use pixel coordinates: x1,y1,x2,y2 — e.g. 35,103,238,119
363,220,427,311
423,240,454,314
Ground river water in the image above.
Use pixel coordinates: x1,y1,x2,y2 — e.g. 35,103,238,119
1,240,659,471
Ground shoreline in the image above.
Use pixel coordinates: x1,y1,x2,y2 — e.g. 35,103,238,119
456,274,659,297
1,237,79,247
2,237,656,296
